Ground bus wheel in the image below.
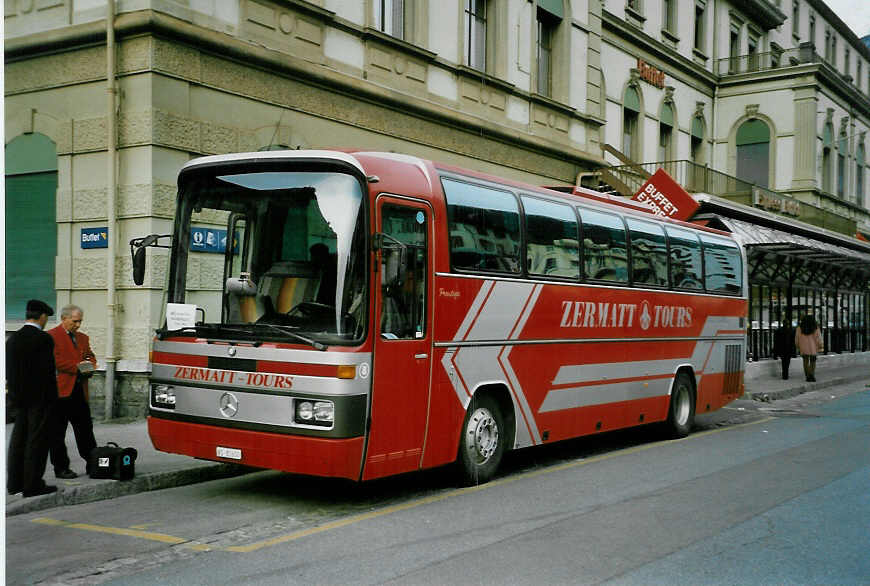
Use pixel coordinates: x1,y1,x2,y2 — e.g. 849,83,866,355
458,395,505,486
665,372,695,439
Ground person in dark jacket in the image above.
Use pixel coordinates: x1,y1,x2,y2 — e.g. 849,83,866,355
6,300,59,497
772,315,794,380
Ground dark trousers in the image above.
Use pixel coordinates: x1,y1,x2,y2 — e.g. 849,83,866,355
802,355,817,382
50,382,97,474
7,403,54,493
780,355,792,380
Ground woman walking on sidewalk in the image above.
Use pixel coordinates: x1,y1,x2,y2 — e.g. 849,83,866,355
795,315,823,382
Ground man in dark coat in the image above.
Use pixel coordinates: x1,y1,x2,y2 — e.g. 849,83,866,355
6,299,59,497
773,315,794,380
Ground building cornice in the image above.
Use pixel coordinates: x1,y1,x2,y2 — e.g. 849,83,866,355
805,0,870,63
5,9,606,169
728,0,786,30
601,11,718,92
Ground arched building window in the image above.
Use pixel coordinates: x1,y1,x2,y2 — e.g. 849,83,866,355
623,86,641,161
822,122,834,193
856,142,865,206
658,102,675,162
5,133,58,320
736,118,770,188
837,127,848,198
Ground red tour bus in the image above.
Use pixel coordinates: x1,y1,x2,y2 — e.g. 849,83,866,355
131,149,747,485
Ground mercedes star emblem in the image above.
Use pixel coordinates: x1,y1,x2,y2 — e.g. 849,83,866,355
219,392,239,418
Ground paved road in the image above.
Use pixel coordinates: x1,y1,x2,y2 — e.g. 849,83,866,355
6,382,869,585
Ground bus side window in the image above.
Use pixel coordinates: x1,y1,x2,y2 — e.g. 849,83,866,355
626,217,668,287
578,208,628,283
665,226,703,290
380,204,427,339
442,178,521,274
701,235,743,294
522,196,580,280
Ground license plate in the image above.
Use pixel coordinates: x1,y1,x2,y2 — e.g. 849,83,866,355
216,446,242,460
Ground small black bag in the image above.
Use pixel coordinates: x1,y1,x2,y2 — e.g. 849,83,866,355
89,442,138,480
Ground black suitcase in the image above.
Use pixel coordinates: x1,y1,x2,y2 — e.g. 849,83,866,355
89,442,137,480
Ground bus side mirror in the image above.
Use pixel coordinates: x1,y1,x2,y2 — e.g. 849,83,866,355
133,246,147,286
129,234,172,286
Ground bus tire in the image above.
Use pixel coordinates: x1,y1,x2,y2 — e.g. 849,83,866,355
457,394,505,486
665,371,695,439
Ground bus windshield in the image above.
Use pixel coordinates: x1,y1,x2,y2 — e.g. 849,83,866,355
169,169,368,345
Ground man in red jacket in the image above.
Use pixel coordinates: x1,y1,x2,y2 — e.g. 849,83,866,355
48,304,98,479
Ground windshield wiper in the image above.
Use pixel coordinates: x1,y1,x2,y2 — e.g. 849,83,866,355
254,323,328,351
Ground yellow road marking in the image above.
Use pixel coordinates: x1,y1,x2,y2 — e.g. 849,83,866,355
32,416,774,554
31,518,212,550
227,416,774,552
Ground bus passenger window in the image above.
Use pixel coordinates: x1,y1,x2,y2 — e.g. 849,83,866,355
443,178,521,274
701,235,742,294
578,208,628,283
666,226,703,290
522,196,580,280
627,218,668,287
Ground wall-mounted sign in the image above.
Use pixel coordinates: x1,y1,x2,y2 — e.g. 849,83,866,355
81,227,108,249
637,58,665,89
632,169,699,221
752,187,801,217
190,227,237,254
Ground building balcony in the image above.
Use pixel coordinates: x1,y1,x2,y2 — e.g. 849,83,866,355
593,159,859,236
714,44,820,76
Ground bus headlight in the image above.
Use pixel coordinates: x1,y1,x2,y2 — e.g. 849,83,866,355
294,399,334,427
152,384,176,409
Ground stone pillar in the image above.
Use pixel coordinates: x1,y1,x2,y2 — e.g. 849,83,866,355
791,86,817,190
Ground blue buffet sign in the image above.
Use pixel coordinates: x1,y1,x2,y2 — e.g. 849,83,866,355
190,228,237,254
81,227,108,249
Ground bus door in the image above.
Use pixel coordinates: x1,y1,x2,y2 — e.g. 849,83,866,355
364,196,433,480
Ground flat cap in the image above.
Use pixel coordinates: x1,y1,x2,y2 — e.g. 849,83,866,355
26,299,55,316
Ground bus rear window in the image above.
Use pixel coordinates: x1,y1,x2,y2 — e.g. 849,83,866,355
443,178,521,274
701,235,743,294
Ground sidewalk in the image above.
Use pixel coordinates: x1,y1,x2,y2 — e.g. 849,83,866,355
6,360,869,517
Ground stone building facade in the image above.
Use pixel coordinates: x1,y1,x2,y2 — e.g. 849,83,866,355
5,0,869,417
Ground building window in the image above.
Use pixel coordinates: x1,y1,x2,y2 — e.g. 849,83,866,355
837,130,848,198
694,1,706,52
858,62,863,89
822,122,833,193
857,144,865,207
736,118,770,188
663,0,675,33
808,14,815,47
537,10,556,97
832,36,837,67
627,0,642,14
845,49,851,78
729,24,740,73
792,1,800,38
465,0,487,71
623,86,641,161
659,103,674,162
825,30,832,61
747,33,759,71
375,0,404,39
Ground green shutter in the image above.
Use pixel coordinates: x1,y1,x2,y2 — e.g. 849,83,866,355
5,133,57,175
537,0,563,19
692,116,705,139
660,104,674,127
5,172,57,319
624,87,640,112
736,119,770,146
